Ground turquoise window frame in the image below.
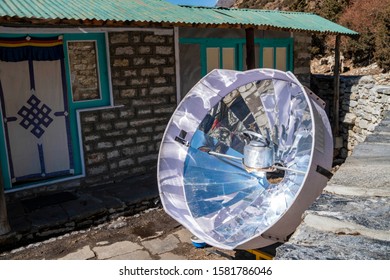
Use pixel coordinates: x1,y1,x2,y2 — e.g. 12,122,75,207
180,37,293,77
63,33,111,178
257,38,294,71
180,38,245,76
0,116,9,189
200,40,244,76
0,32,111,190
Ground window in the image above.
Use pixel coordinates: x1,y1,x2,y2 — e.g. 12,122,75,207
259,38,293,71
179,37,293,101
262,47,274,69
222,48,236,70
206,47,220,73
180,38,292,76
67,41,101,101
63,33,110,109
276,47,287,71
63,33,111,179
206,46,238,74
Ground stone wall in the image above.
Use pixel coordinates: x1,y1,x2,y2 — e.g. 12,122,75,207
293,33,312,87
311,74,390,161
79,30,176,186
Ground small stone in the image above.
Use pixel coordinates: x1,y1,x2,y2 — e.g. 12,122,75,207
343,113,356,124
108,221,127,230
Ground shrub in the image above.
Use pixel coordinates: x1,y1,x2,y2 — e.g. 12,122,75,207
339,0,390,69
374,5,390,71
236,0,390,70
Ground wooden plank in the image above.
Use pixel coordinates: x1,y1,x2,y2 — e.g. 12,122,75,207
245,27,256,70
333,35,341,137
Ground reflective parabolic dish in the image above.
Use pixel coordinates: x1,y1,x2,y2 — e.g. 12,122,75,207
158,69,333,250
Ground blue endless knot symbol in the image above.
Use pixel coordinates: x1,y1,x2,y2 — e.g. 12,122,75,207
18,95,53,138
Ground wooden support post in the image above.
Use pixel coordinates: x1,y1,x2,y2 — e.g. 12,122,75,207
246,27,256,70
0,169,10,235
333,35,341,137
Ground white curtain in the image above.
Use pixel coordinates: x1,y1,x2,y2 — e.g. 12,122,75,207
0,57,73,184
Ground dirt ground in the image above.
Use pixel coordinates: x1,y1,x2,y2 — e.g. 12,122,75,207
0,208,255,260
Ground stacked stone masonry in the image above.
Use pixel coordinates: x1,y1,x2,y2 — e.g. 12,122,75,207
80,31,176,186
68,41,100,101
293,33,311,87
311,74,390,160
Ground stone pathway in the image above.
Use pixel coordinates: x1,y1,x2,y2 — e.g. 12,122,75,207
56,227,213,260
275,112,390,259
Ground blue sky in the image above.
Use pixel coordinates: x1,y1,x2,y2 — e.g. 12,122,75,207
165,0,218,7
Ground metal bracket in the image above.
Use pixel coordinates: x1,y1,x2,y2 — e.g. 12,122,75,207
261,233,289,243
174,130,189,147
316,165,333,180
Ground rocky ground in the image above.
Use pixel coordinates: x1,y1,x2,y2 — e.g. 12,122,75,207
311,57,385,76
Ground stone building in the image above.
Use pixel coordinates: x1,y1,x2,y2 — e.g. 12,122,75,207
0,0,356,201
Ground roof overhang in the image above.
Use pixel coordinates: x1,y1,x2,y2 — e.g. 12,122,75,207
0,0,358,37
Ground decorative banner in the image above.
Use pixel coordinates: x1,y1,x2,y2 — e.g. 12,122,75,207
0,36,73,186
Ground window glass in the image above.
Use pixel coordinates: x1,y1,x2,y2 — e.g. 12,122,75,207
67,41,100,101
206,47,220,73
222,48,235,70
276,47,287,71
263,47,274,68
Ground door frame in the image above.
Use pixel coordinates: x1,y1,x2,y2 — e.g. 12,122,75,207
0,32,112,191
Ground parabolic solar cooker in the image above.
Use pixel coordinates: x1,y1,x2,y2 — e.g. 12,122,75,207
157,69,333,250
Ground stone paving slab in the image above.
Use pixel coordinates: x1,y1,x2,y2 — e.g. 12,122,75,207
309,193,390,231
107,250,152,260
159,252,187,260
29,205,69,230
325,184,390,197
7,215,31,234
350,142,390,159
59,245,95,260
142,235,180,255
173,228,193,244
91,193,126,213
276,232,389,260
93,241,143,260
276,212,390,260
302,212,390,241
6,201,26,220
61,194,107,222
331,157,390,190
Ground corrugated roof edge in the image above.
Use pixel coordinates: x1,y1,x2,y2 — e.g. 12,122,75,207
181,5,309,14
178,5,358,36
0,1,358,36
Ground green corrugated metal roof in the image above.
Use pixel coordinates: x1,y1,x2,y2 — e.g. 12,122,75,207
0,0,183,23
179,6,357,36
0,0,358,36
